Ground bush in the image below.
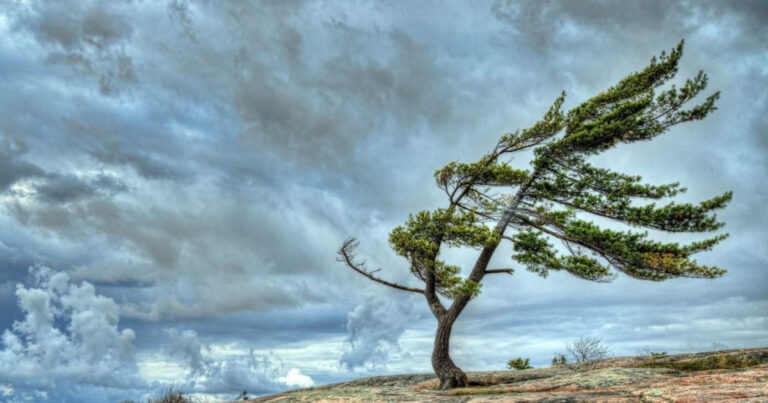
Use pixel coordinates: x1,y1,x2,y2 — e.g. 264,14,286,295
506,357,532,370
551,354,567,366
147,387,197,403
636,346,670,366
636,346,667,358
118,386,198,403
566,336,611,362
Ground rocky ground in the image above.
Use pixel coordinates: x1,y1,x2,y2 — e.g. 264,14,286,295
227,348,768,402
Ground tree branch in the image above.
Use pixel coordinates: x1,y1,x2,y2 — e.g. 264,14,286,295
337,238,425,294
485,268,515,275
511,212,620,281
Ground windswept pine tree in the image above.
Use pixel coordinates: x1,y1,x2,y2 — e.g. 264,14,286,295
338,41,730,389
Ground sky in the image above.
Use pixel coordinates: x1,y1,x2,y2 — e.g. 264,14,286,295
0,0,766,401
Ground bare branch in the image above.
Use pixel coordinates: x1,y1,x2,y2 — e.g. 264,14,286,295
456,202,502,221
337,238,425,294
566,336,612,363
562,239,577,256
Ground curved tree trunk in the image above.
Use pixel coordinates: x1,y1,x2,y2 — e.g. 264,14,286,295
431,315,467,389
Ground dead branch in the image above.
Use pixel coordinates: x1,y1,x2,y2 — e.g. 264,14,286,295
337,238,425,294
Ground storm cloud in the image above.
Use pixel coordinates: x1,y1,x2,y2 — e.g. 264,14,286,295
0,0,766,401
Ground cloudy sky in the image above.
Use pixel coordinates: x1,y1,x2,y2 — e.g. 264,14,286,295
0,0,766,401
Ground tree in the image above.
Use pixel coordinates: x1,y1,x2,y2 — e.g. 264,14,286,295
506,357,532,370
338,41,730,389
552,354,567,367
566,336,611,362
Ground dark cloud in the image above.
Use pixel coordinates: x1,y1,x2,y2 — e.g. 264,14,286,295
0,138,45,192
0,136,127,203
60,117,190,181
5,0,136,95
167,0,197,42
0,0,765,401
33,172,127,203
15,1,133,49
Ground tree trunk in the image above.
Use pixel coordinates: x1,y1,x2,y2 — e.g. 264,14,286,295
431,315,467,389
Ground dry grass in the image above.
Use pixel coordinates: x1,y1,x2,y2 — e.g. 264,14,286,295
119,386,198,403
638,353,762,371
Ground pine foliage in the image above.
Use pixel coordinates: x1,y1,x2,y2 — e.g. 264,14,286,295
393,41,727,295
341,41,729,301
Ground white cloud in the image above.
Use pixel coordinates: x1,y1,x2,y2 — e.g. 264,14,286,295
163,328,315,395
279,368,314,388
340,289,419,371
0,265,143,402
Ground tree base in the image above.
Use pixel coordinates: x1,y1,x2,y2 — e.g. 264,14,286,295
438,367,468,390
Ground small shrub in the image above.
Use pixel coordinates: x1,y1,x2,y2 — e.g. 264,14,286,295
551,354,567,366
506,357,532,370
147,386,197,403
636,346,667,365
117,386,199,403
566,336,611,362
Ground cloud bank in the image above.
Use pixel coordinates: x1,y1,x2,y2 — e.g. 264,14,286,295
0,266,141,402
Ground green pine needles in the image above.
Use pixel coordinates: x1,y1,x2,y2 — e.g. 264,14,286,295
341,41,729,299
338,40,730,389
